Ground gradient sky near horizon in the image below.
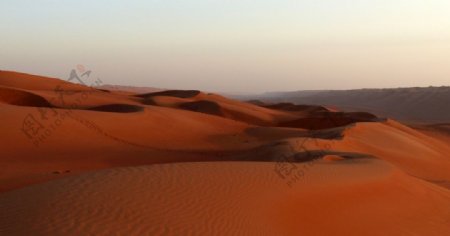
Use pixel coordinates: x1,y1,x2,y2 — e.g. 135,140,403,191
1,0,450,93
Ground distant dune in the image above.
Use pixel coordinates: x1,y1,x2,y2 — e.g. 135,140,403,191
96,84,163,94
243,87,450,123
1,71,449,235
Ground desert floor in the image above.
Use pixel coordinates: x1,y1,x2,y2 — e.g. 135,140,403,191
1,71,449,235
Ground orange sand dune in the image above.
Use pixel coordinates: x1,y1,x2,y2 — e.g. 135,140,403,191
279,111,379,130
1,161,449,235
337,120,450,182
261,102,330,113
251,87,450,123
1,71,450,235
138,90,299,126
0,86,53,107
410,123,450,147
96,84,162,94
0,70,90,91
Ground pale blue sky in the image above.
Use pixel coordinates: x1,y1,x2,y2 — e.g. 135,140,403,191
1,0,450,93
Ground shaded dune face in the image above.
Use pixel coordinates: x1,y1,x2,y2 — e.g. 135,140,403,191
229,142,374,162
87,104,144,113
0,87,142,113
1,71,450,235
136,90,201,99
136,90,202,106
140,97,157,105
133,88,381,129
134,90,294,126
179,100,222,116
279,112,379,130
95,88,111,93
0,87,53,107
262,102,329,113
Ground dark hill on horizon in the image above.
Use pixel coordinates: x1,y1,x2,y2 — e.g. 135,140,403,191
241,87,450,123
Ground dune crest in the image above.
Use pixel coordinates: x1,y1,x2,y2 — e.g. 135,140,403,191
1,71,449,235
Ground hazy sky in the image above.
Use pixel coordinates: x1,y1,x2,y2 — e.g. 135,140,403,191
1,0,450,93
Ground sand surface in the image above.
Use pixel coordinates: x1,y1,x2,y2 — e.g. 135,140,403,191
1,71,449,235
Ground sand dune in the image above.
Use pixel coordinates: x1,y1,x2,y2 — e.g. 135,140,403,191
279,111,379,130
136,90,302,126
96,84,162,94
247,87,450,123
0,70,89,91
1,162,449,235
0,86,53,107
411,123,450,146
179,100,223,116
338,120,450,183
1,71,449,235
260,102,330,113
86,104,145,113
137,89,201,98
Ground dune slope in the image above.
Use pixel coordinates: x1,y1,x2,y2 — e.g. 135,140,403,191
1,71,450,235
1,162,449,236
